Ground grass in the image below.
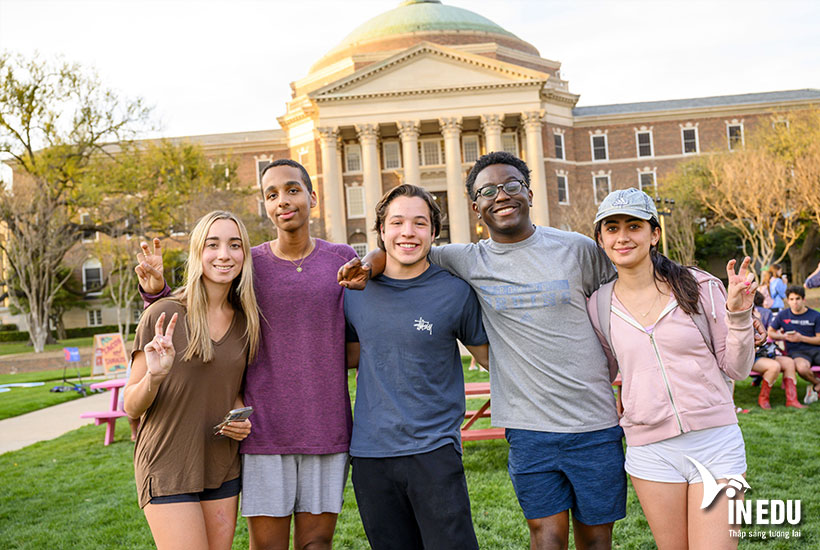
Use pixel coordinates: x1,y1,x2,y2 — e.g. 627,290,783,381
0,366,817,548
0,334,134,356
0,367,95,421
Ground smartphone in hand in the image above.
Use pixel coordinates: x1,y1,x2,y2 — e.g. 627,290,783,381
213,406,253,433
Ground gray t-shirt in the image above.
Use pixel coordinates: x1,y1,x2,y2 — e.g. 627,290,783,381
428,226,619,433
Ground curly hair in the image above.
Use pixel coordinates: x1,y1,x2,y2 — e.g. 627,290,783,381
465,151,531,200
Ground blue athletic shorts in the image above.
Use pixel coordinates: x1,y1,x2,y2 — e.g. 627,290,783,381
506,425,626,524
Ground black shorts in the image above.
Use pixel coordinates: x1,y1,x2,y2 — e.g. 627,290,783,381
351,444,478,550
149,477,241,505
790,348,820,366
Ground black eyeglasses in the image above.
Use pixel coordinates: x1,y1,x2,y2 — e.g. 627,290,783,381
474,179,529,200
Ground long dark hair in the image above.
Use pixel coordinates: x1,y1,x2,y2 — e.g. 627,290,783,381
594,217,700,315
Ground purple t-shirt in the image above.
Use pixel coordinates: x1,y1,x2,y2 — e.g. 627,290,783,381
240,239,357,455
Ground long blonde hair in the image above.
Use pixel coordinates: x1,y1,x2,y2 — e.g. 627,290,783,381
175,211,260,363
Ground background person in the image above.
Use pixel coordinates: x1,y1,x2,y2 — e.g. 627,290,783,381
125,211,260,550
752,292,802,409
588,188,755,550
769,264,787,313
805,261,820,289
768,285,820,405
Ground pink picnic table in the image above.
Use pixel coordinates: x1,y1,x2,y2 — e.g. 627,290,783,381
80,378,128,445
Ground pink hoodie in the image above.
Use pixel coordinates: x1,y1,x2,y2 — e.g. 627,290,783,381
587,269,754,447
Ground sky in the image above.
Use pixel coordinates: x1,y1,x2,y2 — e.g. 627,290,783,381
1,0,819,139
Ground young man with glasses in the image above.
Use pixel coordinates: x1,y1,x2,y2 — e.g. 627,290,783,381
341,152,625,550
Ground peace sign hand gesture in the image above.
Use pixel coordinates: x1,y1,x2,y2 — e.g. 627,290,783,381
726,257,757,313
143,312,179,379
135,238,166,294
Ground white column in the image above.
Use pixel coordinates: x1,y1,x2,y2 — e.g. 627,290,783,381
356,124,381,251
439,117,470,244
521,111,550,227
481,114,504,153
317,127,346,244
397,120,421,187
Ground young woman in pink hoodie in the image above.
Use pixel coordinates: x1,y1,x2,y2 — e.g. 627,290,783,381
588,188,756,550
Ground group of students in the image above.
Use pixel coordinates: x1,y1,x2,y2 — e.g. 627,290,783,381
127,151,761,550
751,263,820,409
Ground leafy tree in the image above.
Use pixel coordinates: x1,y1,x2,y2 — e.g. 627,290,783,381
0,52,151,351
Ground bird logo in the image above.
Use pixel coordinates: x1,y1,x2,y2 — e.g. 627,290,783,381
685,455,751,509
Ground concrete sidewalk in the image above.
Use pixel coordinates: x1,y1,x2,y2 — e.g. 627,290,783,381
0,391,116,454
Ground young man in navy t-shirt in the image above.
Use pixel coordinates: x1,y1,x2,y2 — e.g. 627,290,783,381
769,285,820,404
344,184,489,550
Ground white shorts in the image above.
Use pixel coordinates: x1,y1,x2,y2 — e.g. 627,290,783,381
241,452,350,517
625,424,746,483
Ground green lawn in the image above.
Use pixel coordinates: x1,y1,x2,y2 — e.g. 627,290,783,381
0,367,96,421
0,334,134,356
0,368,817,549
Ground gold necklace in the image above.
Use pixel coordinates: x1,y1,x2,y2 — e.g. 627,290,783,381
639,292,662,318
280,239,312,272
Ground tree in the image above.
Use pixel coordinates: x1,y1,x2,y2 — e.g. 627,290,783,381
6,265,86,342
98,240,140,336
0,52,152,351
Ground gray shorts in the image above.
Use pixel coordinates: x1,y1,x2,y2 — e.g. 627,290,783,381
241,453,350,517
625,424,746,483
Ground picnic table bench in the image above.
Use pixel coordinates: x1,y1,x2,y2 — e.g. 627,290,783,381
80,378,128,445
462,382,505,442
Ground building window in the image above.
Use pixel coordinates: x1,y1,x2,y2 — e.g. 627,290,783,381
462,135,480,163
727,124,744,150
383,142,401,169
87,309,103,327
501,133,518,156
80,213,97,242
681,127,699,154
351,243,368,258
256,159,270,188
82,258,103,295
420,139,442,166
636,131,653,158
557,175,569,204
257,198,266,218
638,171,656,196
593,175,611,204
346,186,366,219
591,134,608,161
554,133,565,160
344,144,362,172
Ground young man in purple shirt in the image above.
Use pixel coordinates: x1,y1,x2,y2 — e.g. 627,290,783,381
768,285,820,405
136,159,356,550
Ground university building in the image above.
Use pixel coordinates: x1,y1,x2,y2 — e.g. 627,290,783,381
4,0,820,330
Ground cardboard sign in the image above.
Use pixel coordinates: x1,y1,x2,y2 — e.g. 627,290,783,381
93,333,129,377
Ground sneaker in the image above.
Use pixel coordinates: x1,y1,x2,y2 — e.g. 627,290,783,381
805,387,819,405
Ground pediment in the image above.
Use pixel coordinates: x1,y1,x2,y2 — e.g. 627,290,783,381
309,43,549,101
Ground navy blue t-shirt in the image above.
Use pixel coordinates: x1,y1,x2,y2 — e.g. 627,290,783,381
344,265,488,458
771,307,820,354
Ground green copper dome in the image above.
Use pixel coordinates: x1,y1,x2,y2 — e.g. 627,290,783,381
338,0,518,47
308,0,539,76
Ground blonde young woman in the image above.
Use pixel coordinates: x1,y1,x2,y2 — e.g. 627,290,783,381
125,211,260,550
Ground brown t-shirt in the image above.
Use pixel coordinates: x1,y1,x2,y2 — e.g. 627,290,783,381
131,299,248,508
